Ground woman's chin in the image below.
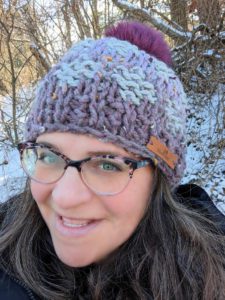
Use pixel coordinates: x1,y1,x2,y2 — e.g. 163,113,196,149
59,255,94,268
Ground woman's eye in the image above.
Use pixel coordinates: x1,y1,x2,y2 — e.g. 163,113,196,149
99,160,122,172
38,150,58,164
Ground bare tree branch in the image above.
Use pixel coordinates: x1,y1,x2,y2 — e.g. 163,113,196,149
29,44,50,72
71,0,91,38
112,0,191,41
61,1,72,49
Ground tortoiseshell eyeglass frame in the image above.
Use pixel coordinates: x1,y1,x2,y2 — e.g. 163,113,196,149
17,141,155,180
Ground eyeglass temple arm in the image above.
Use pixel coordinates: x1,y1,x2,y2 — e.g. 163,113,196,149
125,159,152,170
136,160,151,169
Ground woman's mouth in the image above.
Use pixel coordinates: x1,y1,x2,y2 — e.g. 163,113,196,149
55,215,101,237
62,217,93,228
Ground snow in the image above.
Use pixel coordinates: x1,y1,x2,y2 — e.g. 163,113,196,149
0,145,26,202
203,49,214,56
181,86,225,212
219,31,225,39
0,86,34,202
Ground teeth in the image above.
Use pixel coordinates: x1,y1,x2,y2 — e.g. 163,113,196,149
63,222,89,228
61,217,91,228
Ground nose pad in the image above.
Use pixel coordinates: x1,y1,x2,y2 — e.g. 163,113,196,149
51,166,93,209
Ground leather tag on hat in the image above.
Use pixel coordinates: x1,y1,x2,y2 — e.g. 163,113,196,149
147,136,178,169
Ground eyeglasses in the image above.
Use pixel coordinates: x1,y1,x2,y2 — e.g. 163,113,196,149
18,142,154,196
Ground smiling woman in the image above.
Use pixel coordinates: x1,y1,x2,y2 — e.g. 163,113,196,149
0,21,225,300
30,132,153,268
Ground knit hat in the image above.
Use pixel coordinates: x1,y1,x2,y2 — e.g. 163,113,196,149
25,21,187,187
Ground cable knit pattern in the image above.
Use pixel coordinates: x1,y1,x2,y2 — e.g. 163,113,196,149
25,36,187,187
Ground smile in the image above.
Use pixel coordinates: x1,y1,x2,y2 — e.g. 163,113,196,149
62,217,92,228
55,215,101,237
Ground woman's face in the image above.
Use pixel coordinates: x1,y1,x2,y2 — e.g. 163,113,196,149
31,132,154,267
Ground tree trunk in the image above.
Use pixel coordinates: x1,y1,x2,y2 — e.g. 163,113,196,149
170,0,188,31
169,0,188,45
196,0,221,29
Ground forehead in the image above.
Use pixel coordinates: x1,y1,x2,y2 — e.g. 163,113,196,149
36,132,139,159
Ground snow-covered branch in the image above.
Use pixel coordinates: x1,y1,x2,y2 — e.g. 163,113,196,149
112,0,191,41
30,44,51,72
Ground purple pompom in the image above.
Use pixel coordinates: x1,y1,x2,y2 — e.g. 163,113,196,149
105,21,172,66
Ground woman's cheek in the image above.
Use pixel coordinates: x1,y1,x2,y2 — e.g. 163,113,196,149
30,181,52,203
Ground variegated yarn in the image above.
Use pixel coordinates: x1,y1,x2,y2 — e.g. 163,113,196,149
25,22,187,187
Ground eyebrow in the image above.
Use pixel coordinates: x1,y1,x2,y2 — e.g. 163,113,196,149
37,141,61,151
86,150,130,158
37,141,131,158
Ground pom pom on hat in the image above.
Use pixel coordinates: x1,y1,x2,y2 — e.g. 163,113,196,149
105,21,172,66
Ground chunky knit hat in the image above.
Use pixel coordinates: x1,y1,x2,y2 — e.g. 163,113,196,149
25,21,187,187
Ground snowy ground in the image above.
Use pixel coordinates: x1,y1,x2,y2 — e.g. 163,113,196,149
181,87,225,213
0,145,26,202
0,89,224,212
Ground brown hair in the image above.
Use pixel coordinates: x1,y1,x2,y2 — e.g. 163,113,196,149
0,172,225,299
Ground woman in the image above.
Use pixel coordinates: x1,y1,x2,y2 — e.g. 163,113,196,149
0,21,225,300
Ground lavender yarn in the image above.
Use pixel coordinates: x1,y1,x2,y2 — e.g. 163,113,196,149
25,34,187,187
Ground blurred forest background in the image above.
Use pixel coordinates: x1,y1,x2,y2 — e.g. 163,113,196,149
0,0,224,204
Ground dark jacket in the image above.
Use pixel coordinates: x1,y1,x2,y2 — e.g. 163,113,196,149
0,184,224,299
176,184,225,233
0,269,39,299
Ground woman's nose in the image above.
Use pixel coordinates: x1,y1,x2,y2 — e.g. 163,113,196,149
51,166,93,209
